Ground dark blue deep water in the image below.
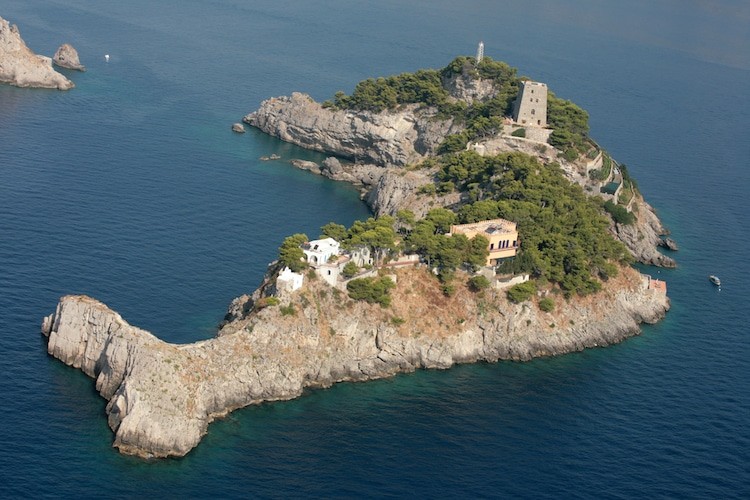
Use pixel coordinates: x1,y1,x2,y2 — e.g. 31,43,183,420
1,1,749,497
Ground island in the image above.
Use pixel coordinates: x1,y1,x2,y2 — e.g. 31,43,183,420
41,54,674,459
0,15,76,90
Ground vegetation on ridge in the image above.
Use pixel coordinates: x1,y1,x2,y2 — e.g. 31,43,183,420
322,55,591,159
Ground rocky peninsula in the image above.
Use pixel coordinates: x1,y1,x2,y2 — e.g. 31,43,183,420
43,265,667,458
0,15,75,90
41,56,674,458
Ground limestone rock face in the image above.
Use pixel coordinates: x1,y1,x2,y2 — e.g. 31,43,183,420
0,16,74,90
322,157,343,175
244,92,461,168
366,168,459,219
611,194,676,268
53,43,85,71
41,265,668,459
442,71,497,102
659,237,679,251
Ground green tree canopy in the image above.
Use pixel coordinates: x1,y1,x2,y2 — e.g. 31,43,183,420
346,277,396,307
320,222,348,241
424,208,458,234
437,150,631,296
278,233,309,272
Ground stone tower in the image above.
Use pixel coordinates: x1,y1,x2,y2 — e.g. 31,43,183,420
511,80,548,127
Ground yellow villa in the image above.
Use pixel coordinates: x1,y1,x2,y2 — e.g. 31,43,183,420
449,218,519,266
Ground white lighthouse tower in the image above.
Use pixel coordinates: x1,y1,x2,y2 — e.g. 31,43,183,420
476,41,484,64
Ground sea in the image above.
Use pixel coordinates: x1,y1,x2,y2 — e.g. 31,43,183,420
1,0,748,497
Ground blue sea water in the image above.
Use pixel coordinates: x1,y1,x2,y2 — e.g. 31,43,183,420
1,0,749,497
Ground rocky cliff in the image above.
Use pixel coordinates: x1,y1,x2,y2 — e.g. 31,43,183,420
0,16,74,90
244,92,462,168
42,266,668,458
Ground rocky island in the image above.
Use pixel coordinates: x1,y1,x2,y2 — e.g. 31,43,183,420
52,43,85,72
0,15,75,90
42,55,674,458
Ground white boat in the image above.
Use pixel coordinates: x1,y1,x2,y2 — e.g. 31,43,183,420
709,275,721,286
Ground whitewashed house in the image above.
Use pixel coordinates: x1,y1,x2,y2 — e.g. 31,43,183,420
302,238,340,267
316,262,341,286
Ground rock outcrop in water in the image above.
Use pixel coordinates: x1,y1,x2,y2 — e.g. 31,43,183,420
52,43,85,71
42,266,668,458
0,16,74,90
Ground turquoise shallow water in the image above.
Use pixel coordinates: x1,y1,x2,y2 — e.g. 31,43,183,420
1,1,749,497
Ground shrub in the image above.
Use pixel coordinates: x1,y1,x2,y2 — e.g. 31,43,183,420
603,200,635,225
468,275,490,292
280,304,296,316
441,282,456,297
342,261,359,278
507,281,536,303
438,132,469,154
539,297,555,312
563,148,579,161
511,128,526,138
256,297,280,309
346,277,395,307
417,184,437,195
437,181,455,194
589,168,609,181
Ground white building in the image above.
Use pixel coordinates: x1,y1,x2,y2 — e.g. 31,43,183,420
348,245,373,267
316,263,341,287
276,266,304,295
302,238,340,267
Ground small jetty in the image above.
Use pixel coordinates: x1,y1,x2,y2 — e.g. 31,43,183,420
647,275,667,294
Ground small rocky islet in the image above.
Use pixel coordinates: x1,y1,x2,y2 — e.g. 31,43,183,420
41,54,674,458
0,15,83,90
